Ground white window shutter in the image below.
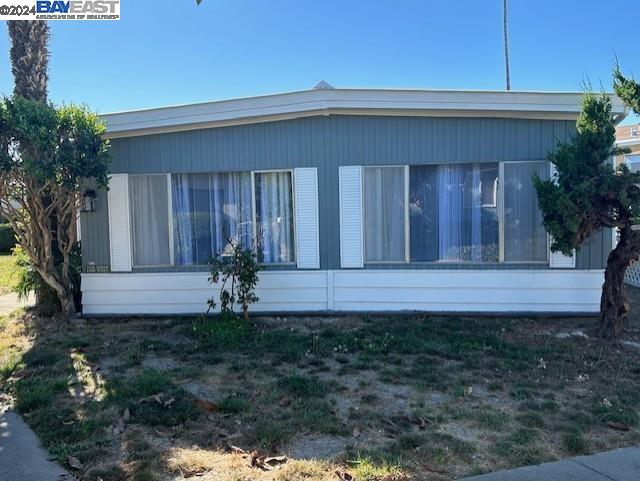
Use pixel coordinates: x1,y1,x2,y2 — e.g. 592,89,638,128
108,174,132,272
294,168,320,269
548,162,575,268
339,166,364,268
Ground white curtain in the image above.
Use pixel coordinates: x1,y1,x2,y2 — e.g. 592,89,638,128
129,175,170,266
255,171,295,263
437,165,464,261
470,164,483,262
364,167,405,262
210,172,253,256
172,172,253,265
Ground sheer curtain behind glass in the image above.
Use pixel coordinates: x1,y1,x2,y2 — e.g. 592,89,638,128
210,173,253,256
255,171,295,263
364,166,405,262
129,175,170,266
172,172,253,265
410,163,498,262
503,161,549,262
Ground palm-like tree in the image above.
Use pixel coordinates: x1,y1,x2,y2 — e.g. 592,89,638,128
8,21,50,102
503,0,511,90
7,20,53,311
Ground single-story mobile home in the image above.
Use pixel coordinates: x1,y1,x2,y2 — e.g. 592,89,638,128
80,85,626,315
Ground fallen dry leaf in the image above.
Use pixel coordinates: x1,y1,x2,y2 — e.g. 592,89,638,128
247,450,288,470
264,455,287,466
335,470,353,481
607,421,631,432
195,398,219,412
424,463,448,474
229,445,247,455
67,456,84,471
140,394,163,404
352,426,361,437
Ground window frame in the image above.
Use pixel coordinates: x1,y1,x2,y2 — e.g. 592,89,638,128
129,169,298,268
363,160,550,265
252,169,297,267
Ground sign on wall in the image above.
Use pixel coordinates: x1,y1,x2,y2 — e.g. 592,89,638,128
0,0,120,20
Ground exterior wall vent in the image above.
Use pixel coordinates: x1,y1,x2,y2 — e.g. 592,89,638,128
313,80,334,90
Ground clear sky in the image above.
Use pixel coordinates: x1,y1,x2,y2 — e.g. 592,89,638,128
0,0,638,124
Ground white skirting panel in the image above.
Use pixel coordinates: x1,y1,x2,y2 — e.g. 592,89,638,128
81,269,605,315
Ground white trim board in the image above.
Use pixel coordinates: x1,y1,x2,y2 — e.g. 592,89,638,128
102,88,627,138
82,269,604,315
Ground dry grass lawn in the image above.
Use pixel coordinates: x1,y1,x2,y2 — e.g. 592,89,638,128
2,296,640,481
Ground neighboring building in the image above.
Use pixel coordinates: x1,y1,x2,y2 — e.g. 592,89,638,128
616,123,640,171
80,86,627,315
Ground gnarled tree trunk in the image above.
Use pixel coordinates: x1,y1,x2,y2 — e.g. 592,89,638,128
599,225,640,338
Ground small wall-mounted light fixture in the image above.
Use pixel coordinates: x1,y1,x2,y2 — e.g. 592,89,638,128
82,189,97,213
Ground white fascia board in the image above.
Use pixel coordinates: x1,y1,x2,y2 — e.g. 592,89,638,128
101,88,627,138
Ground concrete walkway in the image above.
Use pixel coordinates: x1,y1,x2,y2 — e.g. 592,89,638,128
461,446,640,481
0,292,33,316
0,409,73,481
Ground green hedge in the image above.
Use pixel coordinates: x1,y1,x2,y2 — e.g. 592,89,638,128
0,223,16,253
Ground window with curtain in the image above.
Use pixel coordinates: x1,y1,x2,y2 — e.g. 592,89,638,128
129,174,171,266
364,166,406,262
503,161,549,262
172,172,253,265
409,163,499,262
254,171,295,264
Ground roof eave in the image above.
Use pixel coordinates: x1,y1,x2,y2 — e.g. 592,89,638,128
102,88,627,139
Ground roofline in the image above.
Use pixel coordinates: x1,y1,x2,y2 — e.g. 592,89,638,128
101,88,628,139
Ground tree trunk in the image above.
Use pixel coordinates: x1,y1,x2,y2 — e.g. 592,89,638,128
599,226,640,338
58,291,75,319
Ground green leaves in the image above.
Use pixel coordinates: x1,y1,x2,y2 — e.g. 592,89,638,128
534,88,640,255
614,65,640,115
0,96,110,188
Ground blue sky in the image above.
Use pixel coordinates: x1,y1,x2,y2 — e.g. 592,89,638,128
0,0,638,124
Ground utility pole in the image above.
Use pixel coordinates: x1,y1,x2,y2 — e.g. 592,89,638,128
503,0,511,90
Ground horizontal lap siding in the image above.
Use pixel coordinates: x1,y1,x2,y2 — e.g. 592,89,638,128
332,270,603,312
82,270,604,315
82,115,609,271
82,271,329,314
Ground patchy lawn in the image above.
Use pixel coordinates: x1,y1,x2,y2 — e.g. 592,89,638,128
1,305,640,481
0,253,18,295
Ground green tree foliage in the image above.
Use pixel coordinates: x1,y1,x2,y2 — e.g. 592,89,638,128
534,72,640,338
614,66,640,115
208,240,260,321
0,97,110,317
